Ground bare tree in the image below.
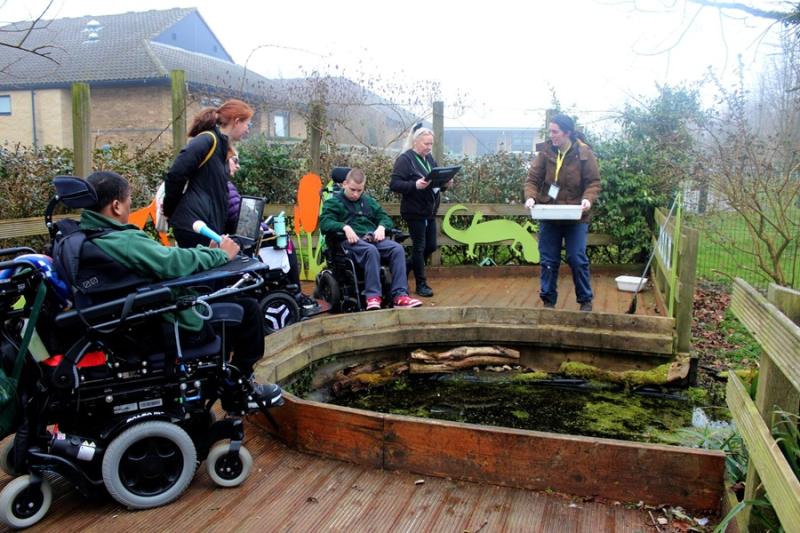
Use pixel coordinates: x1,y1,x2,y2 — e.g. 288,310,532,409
699,43,800,287
0,0,62,73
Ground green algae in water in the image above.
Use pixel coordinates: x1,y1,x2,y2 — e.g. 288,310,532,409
322,374,695,444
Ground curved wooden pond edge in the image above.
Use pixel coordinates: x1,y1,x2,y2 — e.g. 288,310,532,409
254,394,723,512
253,307,722,512
257,306,676,384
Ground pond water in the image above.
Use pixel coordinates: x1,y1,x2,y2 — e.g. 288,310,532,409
300,371,726,445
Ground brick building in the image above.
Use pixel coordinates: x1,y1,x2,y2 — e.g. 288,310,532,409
0,8,414,152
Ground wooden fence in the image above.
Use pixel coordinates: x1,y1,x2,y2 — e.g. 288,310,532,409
726,280,800,532
258,203,613,263
651,204,699,354
0,203,614,256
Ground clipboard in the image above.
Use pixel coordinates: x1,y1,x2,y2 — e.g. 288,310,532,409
424,165,461,187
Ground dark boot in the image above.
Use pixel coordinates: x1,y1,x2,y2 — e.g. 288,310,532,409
416,282,434,297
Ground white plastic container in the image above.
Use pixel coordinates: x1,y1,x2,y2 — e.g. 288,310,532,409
529,205,583,220
615,275,648,292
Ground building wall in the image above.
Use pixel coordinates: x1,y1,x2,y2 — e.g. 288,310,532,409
0,89,71,148
0,83,410,152
91,85,173,149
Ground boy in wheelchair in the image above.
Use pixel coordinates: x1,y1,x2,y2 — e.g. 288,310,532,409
319,168,422,310
0,172,283,527
73,171,281,407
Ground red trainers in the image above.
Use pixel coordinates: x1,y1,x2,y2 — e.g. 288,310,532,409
365,296,382,310
393,295,422,308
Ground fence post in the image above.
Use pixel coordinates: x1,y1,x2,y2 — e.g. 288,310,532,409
741,283,800,530
171,70,187,157
71,82,91,177
668,201,682,318
433,101,444,165
675,224,698,353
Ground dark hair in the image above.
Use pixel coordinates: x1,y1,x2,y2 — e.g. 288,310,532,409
188,99,254,137
550,113,591,147
86,171,130,212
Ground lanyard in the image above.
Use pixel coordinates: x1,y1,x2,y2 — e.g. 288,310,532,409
414,153,431,174
555,142,571,183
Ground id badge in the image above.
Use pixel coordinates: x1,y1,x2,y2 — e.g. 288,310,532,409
547,183,560,200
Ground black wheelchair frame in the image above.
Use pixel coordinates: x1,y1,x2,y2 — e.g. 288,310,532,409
0,176,282,529
313,167,407,313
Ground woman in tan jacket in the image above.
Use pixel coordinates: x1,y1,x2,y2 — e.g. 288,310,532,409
524,114,600,311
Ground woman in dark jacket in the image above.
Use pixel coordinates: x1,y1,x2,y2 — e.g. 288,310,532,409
164,99,253,248
389,124,448,297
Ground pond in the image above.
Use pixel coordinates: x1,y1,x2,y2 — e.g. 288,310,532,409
290,358,728,446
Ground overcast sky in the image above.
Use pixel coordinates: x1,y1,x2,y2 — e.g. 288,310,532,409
1,0,785,130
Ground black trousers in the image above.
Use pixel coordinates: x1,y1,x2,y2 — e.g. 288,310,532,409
405,218,437,285
181,297,264,377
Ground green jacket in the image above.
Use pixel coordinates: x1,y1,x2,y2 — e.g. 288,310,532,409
319,192,393,237
80,209,229,330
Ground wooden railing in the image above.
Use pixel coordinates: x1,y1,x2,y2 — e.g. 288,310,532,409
651,205,699,353
727,280,800,532
265,203,612,265
0,203,614,258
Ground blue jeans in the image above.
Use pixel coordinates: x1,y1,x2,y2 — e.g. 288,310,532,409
538,222,593,305
341,238,409,299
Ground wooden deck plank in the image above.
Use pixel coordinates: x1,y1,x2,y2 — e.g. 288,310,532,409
3,431,662,532
303,265,663,316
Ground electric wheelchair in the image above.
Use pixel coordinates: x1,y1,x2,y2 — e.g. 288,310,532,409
0,177,282,529
313,167,407,313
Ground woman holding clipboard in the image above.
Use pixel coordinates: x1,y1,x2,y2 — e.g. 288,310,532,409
390,123,451,297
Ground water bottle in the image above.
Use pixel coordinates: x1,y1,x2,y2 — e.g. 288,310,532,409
274,211,287,249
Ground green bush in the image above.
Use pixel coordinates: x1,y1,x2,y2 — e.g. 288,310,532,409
1,138,672,266
0,143,171,218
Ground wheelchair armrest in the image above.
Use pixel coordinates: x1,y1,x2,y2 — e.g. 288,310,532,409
389,229,409,244
208,302,244,326
55,287,174,329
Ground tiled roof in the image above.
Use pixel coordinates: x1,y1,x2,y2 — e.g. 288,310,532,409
0,7,269,95
149,42,276,98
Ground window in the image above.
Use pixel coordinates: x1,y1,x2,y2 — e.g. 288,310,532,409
0,95,10,115
273,113,289,137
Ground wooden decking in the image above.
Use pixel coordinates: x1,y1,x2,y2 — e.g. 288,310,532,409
1,267,680,532
2,430,659,533
304,264,664,316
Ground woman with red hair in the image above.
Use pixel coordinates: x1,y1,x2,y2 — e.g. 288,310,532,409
163,99,254,248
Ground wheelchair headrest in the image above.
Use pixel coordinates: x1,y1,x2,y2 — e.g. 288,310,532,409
54,176,98,209
330,167,351,184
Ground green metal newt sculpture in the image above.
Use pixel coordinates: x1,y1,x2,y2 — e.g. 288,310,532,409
442,204,540,263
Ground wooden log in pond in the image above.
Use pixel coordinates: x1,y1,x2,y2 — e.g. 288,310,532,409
331,360,409,394
411,345,520,362
410,356,521,374
409,345,520,373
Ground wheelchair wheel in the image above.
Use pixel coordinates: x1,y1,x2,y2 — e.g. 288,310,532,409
317,271,341,313
0,475,52,529
102,421,197,510
206,442,253,488
0,442,19,477
259,292,300,334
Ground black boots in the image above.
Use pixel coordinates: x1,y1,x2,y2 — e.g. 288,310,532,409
416,282,434,297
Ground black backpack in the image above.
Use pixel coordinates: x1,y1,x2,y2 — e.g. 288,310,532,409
51,219,151,309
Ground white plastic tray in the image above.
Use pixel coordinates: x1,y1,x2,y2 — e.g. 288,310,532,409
529,205,583,220
615,275,648,293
